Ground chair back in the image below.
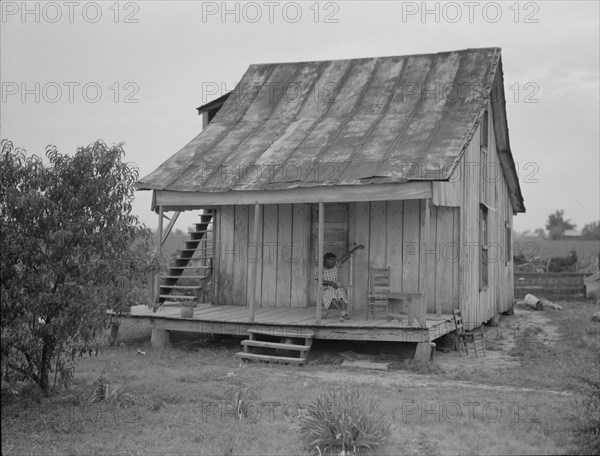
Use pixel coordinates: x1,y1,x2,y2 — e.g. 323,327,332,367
452,308,465,336
368,268,390,301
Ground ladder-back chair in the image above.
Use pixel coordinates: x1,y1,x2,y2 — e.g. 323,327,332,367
452,308,486,357
367,267,391,320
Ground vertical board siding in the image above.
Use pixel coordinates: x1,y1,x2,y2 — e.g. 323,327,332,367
402,199,421,293
247,203,263,306
425,204,437,313
290,203,311,307
276,204,293,307
432,179,461,206
459,125,480,329
219,206,236,305
369,201,387,267
435,207,454,313
349,200,460,313
261,205,279,306
232,205,249,305
215,198,464,313
386,200,404,294
216,203,311,307
454,101,516,328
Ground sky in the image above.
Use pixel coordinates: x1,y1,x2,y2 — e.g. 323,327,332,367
1,0,599,234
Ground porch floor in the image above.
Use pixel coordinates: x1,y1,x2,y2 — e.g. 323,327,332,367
128,304,455,342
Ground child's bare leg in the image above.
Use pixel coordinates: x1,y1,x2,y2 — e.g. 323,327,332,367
331,299,342,311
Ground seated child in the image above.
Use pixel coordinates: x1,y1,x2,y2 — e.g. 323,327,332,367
314,245,364,319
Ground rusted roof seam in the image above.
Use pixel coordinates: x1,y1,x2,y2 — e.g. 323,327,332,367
302,58,383,186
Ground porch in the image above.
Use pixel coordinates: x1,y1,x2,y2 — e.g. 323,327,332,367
128,304,455,343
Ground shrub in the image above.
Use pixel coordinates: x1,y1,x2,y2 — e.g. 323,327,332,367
298,389,392,455
547,250,578,272
0,139,157,395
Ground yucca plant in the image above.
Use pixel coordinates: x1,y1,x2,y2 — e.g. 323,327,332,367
298,389,392,455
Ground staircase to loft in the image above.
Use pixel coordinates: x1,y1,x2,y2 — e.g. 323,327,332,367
158,209,215,306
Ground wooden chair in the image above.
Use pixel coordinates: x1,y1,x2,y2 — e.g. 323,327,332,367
367,267,391,320
452,308,486,357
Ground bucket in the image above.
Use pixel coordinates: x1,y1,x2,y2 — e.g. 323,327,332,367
180,305,194,318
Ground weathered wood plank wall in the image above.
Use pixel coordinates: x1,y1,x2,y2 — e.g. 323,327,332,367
214,200,461,312
216,203,312,307
456,103,515,329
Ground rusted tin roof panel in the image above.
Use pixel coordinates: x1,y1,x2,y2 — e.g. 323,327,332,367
138,47,524,211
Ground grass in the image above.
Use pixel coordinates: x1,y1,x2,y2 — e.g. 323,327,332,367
2,300,599,455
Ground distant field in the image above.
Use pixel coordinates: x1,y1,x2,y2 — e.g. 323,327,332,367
513,237,600,273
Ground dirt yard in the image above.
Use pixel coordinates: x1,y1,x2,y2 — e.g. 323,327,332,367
2,300,599,455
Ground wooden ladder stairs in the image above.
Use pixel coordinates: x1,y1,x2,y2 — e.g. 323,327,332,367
159,209,214,306
235,329,314,364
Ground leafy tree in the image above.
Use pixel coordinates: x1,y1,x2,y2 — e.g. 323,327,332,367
581,221,600,240
545,209,576,240
534,228,546,239
1,139,157,395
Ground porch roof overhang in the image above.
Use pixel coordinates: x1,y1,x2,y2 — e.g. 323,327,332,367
138,47,525,213
153,181,432,211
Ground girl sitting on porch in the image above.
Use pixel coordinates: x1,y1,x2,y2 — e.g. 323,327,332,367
314,245,364,319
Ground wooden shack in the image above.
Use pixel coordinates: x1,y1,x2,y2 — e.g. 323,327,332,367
133,47,525,361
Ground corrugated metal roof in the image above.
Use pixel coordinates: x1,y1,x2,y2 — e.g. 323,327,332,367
138,47,523,210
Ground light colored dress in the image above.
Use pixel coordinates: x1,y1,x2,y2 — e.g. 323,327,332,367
313,261,347,309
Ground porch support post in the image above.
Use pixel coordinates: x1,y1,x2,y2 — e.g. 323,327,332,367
248,203,261,323
156,206,164,301
161,211,181,247
316,202,324,325
417,198,431,326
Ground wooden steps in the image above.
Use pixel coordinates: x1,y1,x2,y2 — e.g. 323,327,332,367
235,353,306,364
160,285,203,290
161,275,207,280
235,329,314,364
158,294,195,300
158,209,214,305
241,339,310,351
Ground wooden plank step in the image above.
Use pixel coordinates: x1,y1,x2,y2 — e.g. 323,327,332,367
247,329,314,338
160,285,202,290
235,352,306,364
170,265,211,269
158,294,195,300
161,275,207,280
241,340,309,351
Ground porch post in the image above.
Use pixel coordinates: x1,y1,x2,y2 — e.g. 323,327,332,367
418,198,431,324
316,202,324,325
247,203,261,323
156,206,164,302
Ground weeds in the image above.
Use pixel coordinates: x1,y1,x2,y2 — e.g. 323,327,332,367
222,383,260,421
298,389,392,455
570,375,600,454
388,359,445,375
